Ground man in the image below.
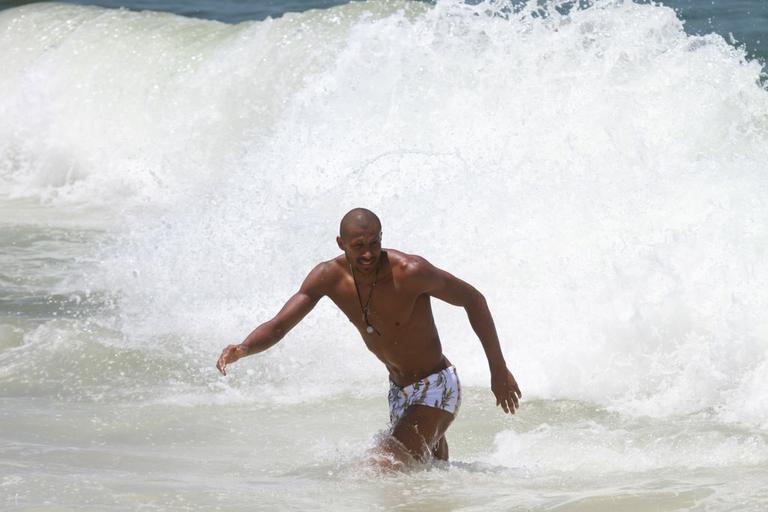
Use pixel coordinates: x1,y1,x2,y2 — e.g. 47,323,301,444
216,208,521,467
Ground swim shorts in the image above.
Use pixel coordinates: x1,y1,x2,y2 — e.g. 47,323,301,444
388,366,461,426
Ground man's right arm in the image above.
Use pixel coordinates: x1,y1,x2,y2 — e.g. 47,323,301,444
216,262,330,375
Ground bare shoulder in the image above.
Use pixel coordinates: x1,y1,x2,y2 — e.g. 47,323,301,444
386,249,439,284
388,250,479,304
302,256,347,295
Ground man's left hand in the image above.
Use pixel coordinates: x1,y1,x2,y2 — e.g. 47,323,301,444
491,368,522,414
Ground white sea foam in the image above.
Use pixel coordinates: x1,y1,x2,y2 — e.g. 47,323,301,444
1,0,768,430
485,420,768,473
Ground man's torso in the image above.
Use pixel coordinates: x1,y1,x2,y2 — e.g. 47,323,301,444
321,250,449,386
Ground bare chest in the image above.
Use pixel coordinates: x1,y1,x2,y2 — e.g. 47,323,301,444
329,277,426,335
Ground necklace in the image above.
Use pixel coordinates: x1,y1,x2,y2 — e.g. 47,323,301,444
350,260,381,335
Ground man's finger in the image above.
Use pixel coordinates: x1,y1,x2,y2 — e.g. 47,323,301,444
504,393,520,413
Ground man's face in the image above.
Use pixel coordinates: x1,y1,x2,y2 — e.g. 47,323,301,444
337,226,382,275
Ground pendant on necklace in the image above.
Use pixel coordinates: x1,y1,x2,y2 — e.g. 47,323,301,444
366,325,374,334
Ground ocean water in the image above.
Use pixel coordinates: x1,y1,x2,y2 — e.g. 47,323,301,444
1,0,768,510
2,0,767,60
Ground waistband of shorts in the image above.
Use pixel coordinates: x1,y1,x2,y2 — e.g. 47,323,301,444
389,365,458,390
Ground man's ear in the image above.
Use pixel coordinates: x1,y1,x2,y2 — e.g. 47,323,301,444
336,236,344,251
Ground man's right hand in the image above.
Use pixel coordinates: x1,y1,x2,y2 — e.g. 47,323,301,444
216,344,247,375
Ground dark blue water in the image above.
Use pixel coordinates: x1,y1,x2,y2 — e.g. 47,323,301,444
0,0,766,64
659,0,767,62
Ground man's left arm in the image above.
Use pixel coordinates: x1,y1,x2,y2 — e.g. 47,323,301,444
411,256,522,414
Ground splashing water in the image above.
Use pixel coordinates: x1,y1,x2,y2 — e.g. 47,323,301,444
2,1,768,509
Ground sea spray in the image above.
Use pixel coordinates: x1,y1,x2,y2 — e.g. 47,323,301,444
3,2,768,509
1,0,767,427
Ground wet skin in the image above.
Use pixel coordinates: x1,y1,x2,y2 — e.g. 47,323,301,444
216,224,521,466
327,249,449,386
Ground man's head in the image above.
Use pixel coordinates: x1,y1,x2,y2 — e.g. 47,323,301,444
337,208,382,275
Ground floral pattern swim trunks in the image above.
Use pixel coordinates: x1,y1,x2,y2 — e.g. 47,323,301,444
388,366,461,427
